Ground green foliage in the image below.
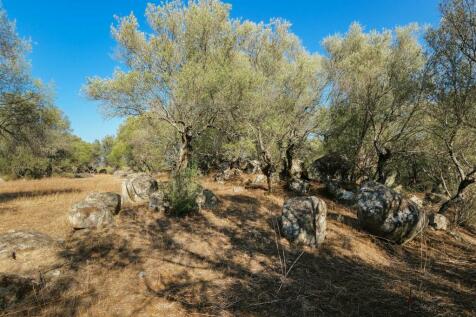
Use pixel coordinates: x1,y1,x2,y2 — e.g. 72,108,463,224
106,116,176,171
322,23,426,181
167,165,201,216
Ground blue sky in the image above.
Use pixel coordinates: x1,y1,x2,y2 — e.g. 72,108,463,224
3,0,440,142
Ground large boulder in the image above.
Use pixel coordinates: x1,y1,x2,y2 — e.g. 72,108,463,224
121,173,158,203
243,160,261,174
0,230,63,275
0,230,56,261
68,192,121,229
309,153,352,182
214,168,242,183
357,182,427,244
288,179,310,195
326,181,357,205
281,196,327,247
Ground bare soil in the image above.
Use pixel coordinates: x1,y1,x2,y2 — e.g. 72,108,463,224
0,175,475,316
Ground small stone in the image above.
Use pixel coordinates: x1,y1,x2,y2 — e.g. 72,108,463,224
233,186,245,193
428,213,448,231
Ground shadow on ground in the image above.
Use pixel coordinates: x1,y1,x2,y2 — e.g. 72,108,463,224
0,188,81,203
2,182,474,316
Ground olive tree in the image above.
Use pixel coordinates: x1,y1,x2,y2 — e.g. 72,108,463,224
425,0,476,218
0,5,49,145
322,23,426,183
237,20,323,191
85,0,250,171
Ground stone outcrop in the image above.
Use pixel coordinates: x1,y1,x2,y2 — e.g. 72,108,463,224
281,196,327,247
357,181,427,244
68,192,121,229
121,173,158,203
0,230,63,275
309,153,352,182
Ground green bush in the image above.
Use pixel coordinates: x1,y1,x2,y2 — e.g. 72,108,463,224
167,166,201,216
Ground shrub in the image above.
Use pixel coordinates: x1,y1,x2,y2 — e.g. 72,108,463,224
167,166,201,216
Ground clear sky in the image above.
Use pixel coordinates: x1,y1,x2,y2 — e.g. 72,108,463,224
2,0,441,142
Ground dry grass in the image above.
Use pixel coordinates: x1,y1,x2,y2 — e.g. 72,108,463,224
0,175,475,316
0,175,121,239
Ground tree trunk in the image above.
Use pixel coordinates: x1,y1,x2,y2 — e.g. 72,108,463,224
281,143,296,181
176,127,193,172
374,142,392,184
261,151,274,193
439,177,475,214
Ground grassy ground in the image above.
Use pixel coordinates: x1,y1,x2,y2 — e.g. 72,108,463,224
0,175,475,316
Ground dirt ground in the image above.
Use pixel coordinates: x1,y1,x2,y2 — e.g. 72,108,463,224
0,175,475,316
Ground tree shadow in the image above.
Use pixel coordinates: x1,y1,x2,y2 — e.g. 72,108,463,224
136,190,475,316
5,187,472,316
59,228,143,271
0,188,81,203
0,273,96,317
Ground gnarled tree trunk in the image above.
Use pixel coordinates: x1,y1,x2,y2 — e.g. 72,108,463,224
176,127,193,172
439,176,475,214
281,143,296,182
374,141,392,184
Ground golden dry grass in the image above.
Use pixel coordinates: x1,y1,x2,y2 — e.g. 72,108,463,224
0,175,121,239
0,175,475,316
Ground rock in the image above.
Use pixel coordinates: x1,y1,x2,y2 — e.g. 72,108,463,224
121,173,158,204
253,174,267,184
149,191,168,212
0,230,63,275
309,153,352,182
281,196,327,247
196,189,219,210
86,192,121,214
113,170,129,178
243,160,261,174
288,179,310,195
409,195,424,208
326,181,356,205
424,192,448,205
68,192,121,229
0,230,56,261
429,213,448,231
357,181,427,244
214,168,243,182
384,171,398,188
